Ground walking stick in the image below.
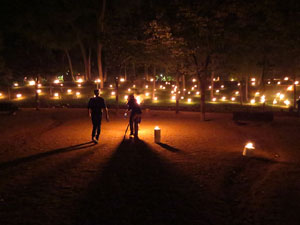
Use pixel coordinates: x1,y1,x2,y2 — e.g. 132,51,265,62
123,122,130,140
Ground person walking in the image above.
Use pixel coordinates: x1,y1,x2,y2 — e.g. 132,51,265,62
124,94,142,139
88,89,109,143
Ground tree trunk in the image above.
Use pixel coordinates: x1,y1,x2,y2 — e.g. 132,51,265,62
176,75,180,114
199,75,206,121
182,74,186,92
64,49,75,81
97,42,104,88
144,64,149,81
245,75,249,102
152,66,156,99
78,40,89,81
88,47,91,81
210,71,214,100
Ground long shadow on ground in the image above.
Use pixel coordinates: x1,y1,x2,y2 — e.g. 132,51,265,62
0,141,95,169
76,139,220,225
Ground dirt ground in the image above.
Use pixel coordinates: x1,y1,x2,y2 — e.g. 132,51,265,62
0,108,300,225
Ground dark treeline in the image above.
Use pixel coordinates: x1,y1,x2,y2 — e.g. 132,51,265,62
0,0,299,118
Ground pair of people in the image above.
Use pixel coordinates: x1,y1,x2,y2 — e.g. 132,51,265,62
88,90,142,143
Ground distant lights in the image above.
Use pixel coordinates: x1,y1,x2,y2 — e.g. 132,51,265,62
154,96,158,101
54,79,60,84
255,92,260,96
216,89,220,93
192,78,197,82
150,78,154,82
196,91,200,95
124,95,128,100
284,77,289,81
295,81,299,85
284,99,290,106
37,83,42,88
171,96,176,100
28,80,36,86
235,91,239,95
273,99,277,104
145,92,150,97
54,93,59,97
187,98,192,103
250,99,255,104
110,84,113,88
94,79,101,83
145,85,149,89
277,81,281,85
221,85,224,89
212,97,217,102
279,94,285,100
221,96,226,101
36,89,42,94
77,84,81,87
111,91,116,96
128,88,131,92
76,92,81,97
120,78,125,82
77,78,84,83
67,89,72,94
251,78,256,82
14,82,19,87
16,93,22,98
260,95,266,103
287,85,293,91
231,97,236,101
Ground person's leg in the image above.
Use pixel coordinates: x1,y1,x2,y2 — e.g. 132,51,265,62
91,119,97,140
129,115,134,135
96,118,102,140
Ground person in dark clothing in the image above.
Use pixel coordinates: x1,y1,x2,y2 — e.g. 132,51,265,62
297,97,300,116
88,89,109,143
124,94,142,138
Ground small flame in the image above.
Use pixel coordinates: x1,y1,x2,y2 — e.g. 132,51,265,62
245,142,254,149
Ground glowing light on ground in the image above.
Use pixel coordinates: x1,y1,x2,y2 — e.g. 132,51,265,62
77,78,83,83
54,93,59,97
279,94,284,100
111,91,115,96
273,99,277,104
231,97,236,101
36,89,41,94
250,99,255,104
16,94,22,98
212,97,217,102
76,92,81,97
187,98,192,103
284,99,290,106
124,95,128,100
67,89,72,94
255,92,260,96
94,79,101,83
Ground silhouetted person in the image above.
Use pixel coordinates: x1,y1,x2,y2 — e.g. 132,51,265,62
124,94,142,138
88,89,109,143
297,97,300,116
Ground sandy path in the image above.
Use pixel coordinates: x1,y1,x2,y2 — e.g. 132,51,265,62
0,109,300,225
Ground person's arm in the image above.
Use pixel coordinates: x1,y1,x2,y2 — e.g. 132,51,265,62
104,107,109,122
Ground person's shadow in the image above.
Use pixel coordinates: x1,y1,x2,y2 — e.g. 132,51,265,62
0,141,96,169
75,139,216,225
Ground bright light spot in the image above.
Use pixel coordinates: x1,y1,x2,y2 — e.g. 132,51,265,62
54,79,60,84
216,89,220,93
237,83,241,86
188,91,191,94
120,78,125,82
154,97,158,101
250,99,255,104
67,89,72,94
284,99,290,106
187,98,192,103
150,78,154,82
77,84,81,87
279,94,284,100
267,81,271,84
181,96,184,100
163,86,166,90
160,85,163,89
111,91,115,96
145,92,150,97
196,91,200,95
37,84,42,88
277,81,281,85
16,93,22,98
221,96,226,101
0,93,2,97
295,81,299,85
212,97,217,102
76,92,81,97
77,78,83,83
183,89,186,91
192,78,196,82
245,142,255,149
273,99,277,104
124,95,128,100
128,88,131,92
251,82,256,86
191,87,194,90
177,91,180,94
209,86,212,89
284,77,289,81
54,93,59,97
29,80,36,86
231,97,236,101
235,91,239,95
287,85,293,91
94,79,101,83
221,85,224,88
145,85,148,89
36,89,41,94
136,96,142,104
194,85,197,88
231,78,234,81
154,126,160,130
255,92,260,96
60,84,63,87
133,85,136,88
171,96,176,100
260,96,266,103
14,83,19,87
251,78,256,82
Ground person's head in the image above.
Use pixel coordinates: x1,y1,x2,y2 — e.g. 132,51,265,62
94,89,100,97
128,94,135,100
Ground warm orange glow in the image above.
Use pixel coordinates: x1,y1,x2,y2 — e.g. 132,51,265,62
94,79,101,83
120,78,125,82
16,93,22,98
187,98,192,103
36,89,41,94
67,89,72,94
250,99,255,104
124,95,128,100
54,93,59,97
287,85,293,91
54,79,60,84
76,92,81,97
111,91,115,96
14,82,19,87
77,84,81,87
212,97,216,102
29,80,36,86
154,126,160,130
245,142,255,149
77,78,84,83
136,96,142,104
